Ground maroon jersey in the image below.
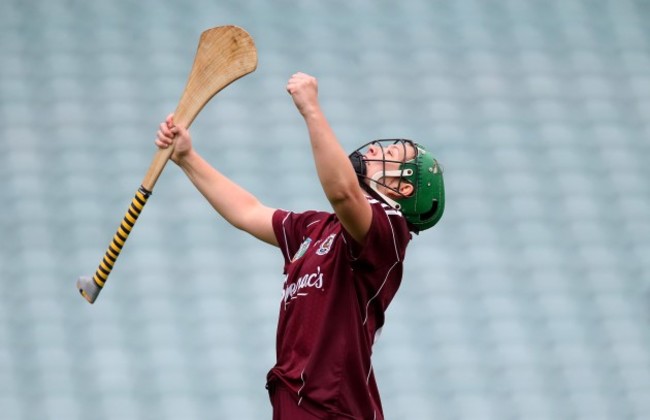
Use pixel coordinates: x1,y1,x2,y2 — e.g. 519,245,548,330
268,196,412,420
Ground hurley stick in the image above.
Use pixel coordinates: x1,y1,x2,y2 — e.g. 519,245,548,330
77,25,258,303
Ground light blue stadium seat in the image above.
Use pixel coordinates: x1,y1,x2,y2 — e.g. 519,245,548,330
1,0,649,419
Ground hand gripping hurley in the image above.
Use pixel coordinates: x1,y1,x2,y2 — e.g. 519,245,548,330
77,26,258,303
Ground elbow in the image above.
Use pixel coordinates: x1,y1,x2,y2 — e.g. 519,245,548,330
228,200,268,233
230,218,248,232
230,206,257,232
325,184,362,207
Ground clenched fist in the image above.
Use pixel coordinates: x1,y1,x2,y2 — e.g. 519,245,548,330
286,72,321,117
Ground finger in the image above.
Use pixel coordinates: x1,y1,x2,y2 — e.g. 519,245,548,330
154,137,168,148
156,129,173,144
160,122,173,137
155,130,166,143
166,113,174,128
287,73,300,85
286,80,298,93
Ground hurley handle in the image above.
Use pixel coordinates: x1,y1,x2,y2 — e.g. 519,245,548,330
76,26,258,304
77,186,152,303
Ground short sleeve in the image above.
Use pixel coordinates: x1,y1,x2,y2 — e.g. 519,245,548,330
272,209,328,267
341,200,412,272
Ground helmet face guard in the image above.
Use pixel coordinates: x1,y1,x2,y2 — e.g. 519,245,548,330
349,139,445,232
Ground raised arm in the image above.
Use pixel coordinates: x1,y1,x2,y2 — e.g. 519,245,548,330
286,73,372,244
156,114,278,246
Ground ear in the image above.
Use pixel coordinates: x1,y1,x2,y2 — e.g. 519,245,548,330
386,182,414,198
399,183,414,197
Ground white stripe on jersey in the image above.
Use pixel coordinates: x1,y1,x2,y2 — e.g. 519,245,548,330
297,369,306,405
382,202,401,263
362,197,402,326
281,211,292,260
363,261,399,326
368,197,404,218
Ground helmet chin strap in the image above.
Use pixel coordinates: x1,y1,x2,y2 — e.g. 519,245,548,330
350,145,415,213
367,169,409,211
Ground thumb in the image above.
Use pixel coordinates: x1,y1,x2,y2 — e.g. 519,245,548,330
173,125,191,139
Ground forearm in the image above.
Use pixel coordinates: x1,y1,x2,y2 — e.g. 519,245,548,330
155,114,276,244
287,72,371,242
303,109,360,203
178,150,266,231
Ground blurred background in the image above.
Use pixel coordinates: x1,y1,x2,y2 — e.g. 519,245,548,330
1,0,649,419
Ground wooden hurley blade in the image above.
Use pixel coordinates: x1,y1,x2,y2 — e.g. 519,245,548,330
78,25,258,304
174,25,258,129
143,25,258,191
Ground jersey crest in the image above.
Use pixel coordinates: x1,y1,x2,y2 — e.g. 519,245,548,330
316,233,337,256
291,237,312,262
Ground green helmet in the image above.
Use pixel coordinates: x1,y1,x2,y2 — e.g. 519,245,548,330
349,139,445,232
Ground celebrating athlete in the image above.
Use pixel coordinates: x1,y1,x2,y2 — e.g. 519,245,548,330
155,72,445,420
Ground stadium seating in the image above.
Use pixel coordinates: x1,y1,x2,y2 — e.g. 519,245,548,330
1,0,648,419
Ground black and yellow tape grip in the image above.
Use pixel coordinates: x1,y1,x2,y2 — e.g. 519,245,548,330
77,186,152,304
